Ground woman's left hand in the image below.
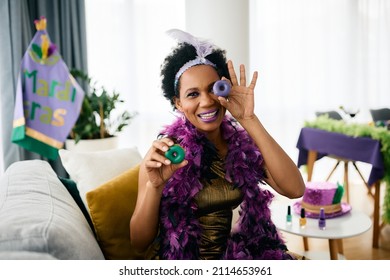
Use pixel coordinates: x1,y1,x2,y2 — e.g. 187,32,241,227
218,60,258,121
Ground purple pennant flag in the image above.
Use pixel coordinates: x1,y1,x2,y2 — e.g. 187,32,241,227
12,16,84,160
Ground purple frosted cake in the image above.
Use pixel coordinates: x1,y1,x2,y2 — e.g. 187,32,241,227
293,181,352,218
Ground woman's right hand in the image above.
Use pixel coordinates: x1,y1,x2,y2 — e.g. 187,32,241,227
143,137,188,189
131,137,187,252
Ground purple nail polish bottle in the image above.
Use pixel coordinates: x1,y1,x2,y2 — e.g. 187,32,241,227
319,208,326,230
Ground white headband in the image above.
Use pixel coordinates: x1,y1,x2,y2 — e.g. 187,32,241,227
166,29,217,91
174,57,216,89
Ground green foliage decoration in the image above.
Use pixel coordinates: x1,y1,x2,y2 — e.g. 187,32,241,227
69,69,137,143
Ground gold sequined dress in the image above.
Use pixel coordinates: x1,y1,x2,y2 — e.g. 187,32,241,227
146,159,243,260
195,159,243,260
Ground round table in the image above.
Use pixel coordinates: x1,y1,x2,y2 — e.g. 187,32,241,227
270,200,372,260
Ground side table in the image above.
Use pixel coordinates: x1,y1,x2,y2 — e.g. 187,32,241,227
296,127,385,248
270,201,372,260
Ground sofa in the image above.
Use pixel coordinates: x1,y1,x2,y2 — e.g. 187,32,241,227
0,147,144,260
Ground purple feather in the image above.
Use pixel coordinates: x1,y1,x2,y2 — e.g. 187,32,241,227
157,116,293,260
47,44,57,56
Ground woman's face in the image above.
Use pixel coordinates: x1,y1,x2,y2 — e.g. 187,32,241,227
174,65,226,135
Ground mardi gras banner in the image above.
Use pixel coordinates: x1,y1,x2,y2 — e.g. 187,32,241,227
12,17,84,160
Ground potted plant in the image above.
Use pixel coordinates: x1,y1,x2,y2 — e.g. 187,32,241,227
66,69,137,151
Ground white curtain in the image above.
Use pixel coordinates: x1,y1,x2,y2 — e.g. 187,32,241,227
1,0,389,176
84,0,390,158
85,0,185,156
86,0,390,182
249,0,390,177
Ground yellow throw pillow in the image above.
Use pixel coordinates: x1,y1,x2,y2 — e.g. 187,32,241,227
86,164,144,260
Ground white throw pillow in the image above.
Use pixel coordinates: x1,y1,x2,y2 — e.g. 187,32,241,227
59,147,142,214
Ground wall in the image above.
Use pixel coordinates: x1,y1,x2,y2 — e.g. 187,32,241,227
185,0,249,67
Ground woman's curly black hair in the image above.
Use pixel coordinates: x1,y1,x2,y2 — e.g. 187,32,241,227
160,42,230,108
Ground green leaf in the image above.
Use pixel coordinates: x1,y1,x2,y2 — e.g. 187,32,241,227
332,182,344,204
31,44,42,58
68,69,137,141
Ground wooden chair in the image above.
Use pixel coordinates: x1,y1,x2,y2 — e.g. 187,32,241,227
315,110,343,120
370,108,390,122
314,111,369,203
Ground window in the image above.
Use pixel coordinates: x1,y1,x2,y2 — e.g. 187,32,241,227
85,0,185,155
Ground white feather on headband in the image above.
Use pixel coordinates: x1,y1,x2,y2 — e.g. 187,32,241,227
167,29,217,90
166,29,215,59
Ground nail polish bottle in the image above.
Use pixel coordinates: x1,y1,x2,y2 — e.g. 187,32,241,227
319,208,326,230
299,208,306,228
286,205,292,225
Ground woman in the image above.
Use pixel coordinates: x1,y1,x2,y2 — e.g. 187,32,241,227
130,29,305,260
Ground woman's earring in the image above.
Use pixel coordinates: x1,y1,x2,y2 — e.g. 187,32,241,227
179,111,186,121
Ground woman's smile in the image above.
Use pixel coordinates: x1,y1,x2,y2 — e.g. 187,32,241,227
198,109,219,123
175,65,226,133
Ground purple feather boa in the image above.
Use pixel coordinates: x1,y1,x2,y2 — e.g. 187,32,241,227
157,116,293,260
